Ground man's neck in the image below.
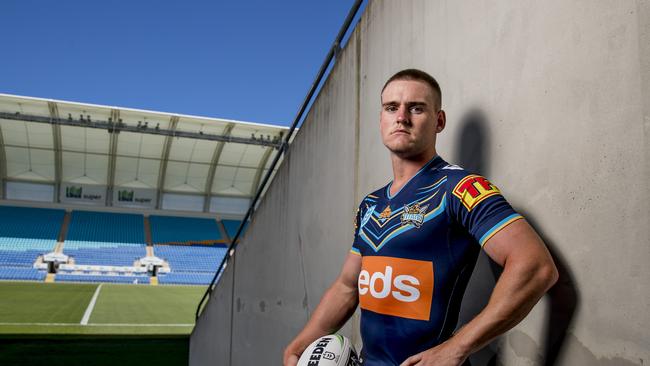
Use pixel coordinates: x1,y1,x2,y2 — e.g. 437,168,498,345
389,150,438,195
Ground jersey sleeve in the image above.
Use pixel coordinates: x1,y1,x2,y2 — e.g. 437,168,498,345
351,195,378,256
350,205,362,256
445,173,524,247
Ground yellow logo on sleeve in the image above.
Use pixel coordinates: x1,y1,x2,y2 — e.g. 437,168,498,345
452,175,501,211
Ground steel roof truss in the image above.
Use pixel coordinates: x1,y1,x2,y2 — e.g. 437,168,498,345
203,123,235,212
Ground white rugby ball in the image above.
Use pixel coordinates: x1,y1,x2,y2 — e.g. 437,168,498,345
297,334,360,366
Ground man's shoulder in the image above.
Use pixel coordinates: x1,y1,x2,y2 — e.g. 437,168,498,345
426,163,503,201
359,186,386,205
426,162,474,186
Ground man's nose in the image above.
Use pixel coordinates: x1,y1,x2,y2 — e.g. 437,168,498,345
396,106,410,124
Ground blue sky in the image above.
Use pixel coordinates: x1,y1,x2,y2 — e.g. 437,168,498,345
0,1,362,126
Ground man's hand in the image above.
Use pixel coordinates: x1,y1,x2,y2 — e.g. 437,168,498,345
402,219,557,365
283,346,300,366
283,253,361,366
399,339,468,366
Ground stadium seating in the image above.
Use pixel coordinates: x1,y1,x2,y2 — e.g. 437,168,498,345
56,273,149,284
67,210,145,243
157,272,215,285
150,215,222,244
62,211,146,268
0,206,63,281
0,267,46,281
0,205,236,285
0,238,58,266
63,244,146,266
221,219,245,240
154,245,227,272
0,205,65,239
154,245,227,285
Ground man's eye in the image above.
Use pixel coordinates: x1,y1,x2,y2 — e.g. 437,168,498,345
385,105,397,112
409,106,424,114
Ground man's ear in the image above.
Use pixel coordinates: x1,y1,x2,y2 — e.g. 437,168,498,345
436,110,446,133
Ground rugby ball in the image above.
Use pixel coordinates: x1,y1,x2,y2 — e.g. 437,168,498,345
297,334,360,366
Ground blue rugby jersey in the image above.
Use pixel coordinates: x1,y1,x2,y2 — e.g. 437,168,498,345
351,156,523,365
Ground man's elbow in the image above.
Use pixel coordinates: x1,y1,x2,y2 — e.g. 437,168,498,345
536,259,559,293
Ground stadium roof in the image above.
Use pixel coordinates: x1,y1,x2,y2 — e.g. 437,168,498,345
0,93,288,214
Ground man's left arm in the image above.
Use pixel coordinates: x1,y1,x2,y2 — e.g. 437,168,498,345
401,219,559,366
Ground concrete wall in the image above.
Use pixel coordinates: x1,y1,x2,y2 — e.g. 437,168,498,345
191,1,650,365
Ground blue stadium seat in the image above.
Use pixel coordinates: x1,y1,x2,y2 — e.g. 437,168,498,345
63,243,146,266
56,273,149,284
67,210,145,243
0,206,63,277
0,206,230,285
0,206,65,239
222,219,246,240
62,211,146,268
154,245,227,285
150,215,222,244
154,245,226,273
157,271,215,285
0,267,47,281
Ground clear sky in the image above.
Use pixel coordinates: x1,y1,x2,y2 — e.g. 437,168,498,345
0,1,362,126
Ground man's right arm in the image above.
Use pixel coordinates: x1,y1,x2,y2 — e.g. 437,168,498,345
283,252,362,366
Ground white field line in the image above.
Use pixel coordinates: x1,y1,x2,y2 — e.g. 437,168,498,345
0,322,194,327
80,283,102,325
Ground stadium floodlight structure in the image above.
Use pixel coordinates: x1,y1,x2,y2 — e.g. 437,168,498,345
0,93,289,217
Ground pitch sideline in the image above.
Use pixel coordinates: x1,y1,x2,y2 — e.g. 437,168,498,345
0,322,194,327
80,284,102,325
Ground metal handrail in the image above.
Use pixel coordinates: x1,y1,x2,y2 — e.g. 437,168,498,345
195,0,365,320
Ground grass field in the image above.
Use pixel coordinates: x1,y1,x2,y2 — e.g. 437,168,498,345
0,281,208,365
0,281,206,335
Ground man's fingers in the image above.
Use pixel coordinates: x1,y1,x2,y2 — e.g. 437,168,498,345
400,353,422,366
285,354,299,366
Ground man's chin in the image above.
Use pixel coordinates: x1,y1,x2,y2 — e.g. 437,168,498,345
387,147,419,159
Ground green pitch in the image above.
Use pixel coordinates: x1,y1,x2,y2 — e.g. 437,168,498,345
0,281,206,335
0,281,208,365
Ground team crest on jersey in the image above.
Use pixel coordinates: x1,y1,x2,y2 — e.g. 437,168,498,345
401,203,429,228
360,205,376,229
378,205,392,222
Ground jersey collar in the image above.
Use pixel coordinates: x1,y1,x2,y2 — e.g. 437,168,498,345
385,155,443,199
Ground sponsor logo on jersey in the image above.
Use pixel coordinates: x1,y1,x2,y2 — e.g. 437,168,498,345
358,256,433,321
452,174,501,211
378,205,392,222
401,203,429,228
360,205,376,229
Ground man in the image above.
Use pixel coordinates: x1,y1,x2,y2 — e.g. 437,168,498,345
284,69,558,366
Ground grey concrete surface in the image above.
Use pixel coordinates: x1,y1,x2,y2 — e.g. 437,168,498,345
191,1,649,365
189,257,234,366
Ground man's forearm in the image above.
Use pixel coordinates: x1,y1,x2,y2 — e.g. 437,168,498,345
288,280,358,353
285,253,361,366
449,255,558,357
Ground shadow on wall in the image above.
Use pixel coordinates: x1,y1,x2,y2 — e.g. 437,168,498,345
453,108,580,366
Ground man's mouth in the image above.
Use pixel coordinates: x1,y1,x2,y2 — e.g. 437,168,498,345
392,129,410,135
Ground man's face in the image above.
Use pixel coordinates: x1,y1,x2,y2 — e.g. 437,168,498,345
380,79,444,159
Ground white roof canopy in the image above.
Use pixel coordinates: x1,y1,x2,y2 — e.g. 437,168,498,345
0,93,287,211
